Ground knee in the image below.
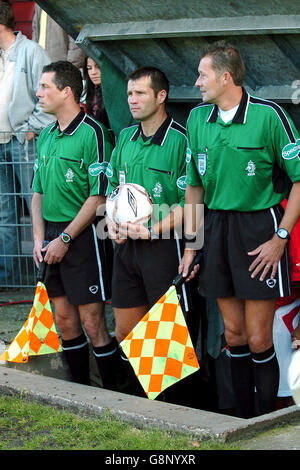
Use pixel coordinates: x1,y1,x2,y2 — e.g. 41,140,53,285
247,332,273,354
224,323,248,347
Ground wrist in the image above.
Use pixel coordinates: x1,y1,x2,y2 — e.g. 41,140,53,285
60,232,72,244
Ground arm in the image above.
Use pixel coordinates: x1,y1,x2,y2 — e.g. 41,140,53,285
249,180,300,281
31,192,45,268
179,184,205,279
43,195,104,264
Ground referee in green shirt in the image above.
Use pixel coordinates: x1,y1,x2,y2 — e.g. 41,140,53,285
180,41,300,418
32,61,119,390
106,67,191,396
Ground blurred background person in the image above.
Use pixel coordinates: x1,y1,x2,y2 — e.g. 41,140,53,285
83,56,110,130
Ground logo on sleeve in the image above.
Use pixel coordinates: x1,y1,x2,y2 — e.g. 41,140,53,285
88,162,109,176
33,159,39,172
282,139,300,160
176,175,186,190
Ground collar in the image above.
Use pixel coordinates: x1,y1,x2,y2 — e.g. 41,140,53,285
130,115,173,146
207,87,249,124
50,109,86,135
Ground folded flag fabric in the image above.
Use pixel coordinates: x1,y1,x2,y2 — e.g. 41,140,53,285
0,282,62,363
120,285,199,400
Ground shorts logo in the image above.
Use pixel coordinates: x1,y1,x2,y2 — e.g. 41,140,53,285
245,160,256,176
197,153,206,176
89,285,99,294
65,168,74,182
266,278,277,288
282,139,300,160
176,175,186,190
153,182,163,197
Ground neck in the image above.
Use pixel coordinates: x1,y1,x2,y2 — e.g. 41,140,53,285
141,108,168,137
0,29,16,51
56,104,81,131
217,86,243,111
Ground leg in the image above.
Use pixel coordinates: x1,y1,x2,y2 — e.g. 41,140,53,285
218,296,255,418
78,301,124,391
52,295,90,385
114,305,149,397
246,298,279,415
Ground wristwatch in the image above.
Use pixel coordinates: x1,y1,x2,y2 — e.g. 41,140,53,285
148,226,159,241
276,228,290,240
60,232,72,244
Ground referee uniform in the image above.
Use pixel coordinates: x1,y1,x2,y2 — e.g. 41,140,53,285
106,115,190,312
33,109,114,304
186,88,300,300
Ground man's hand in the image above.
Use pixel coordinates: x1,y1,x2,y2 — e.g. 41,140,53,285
178,249,200,282
106,216,127,244
118,222,150,240
33,239,44,268
248,235,287,281
43,237,70,264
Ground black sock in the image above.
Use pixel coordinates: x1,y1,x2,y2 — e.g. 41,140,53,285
61,333,90,385
251,345,279,416
93,337,126,391
229,344,255,418
119,350,147,398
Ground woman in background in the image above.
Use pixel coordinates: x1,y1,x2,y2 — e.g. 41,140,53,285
83,56,110,130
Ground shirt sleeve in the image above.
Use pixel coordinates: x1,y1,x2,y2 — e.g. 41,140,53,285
105,143,121,196
185,124,203,187
272,107,300,183
87,124,114,196
32,135,43,194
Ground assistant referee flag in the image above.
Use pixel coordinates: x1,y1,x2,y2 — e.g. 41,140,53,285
120,283,199,400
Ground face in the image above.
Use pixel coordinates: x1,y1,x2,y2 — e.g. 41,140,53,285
195,56,225,104
36,71,65,115
87,58,101,85
127,76,165,122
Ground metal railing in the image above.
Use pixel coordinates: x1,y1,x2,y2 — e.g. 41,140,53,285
0,133,36,287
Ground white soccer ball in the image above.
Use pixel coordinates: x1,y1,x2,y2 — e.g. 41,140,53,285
106,183,153,224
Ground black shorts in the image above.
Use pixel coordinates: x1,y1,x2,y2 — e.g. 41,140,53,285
112,237,191,312
44,221,113,305
198,205,291,300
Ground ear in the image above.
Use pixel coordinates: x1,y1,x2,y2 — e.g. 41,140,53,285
158,89,167,104
223,71,231,84
63,86,72,99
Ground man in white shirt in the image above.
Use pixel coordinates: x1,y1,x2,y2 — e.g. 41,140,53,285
0,1,53,286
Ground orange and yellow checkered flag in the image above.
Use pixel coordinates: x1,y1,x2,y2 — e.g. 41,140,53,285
120,285,199,400
0,282,62,363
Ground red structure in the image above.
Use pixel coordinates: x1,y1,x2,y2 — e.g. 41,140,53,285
10,0,35,39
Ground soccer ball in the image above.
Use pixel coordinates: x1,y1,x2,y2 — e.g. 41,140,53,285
106,183,153,224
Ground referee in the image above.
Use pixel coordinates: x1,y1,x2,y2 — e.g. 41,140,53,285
180,41,300,417
106,67,190,395
32,61,117,390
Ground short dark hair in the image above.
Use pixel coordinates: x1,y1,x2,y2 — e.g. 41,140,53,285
42,61,83,103
201,40,245,86
0,1,15,30
127,66,169,100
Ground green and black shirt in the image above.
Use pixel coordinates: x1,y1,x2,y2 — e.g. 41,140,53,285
186,88,300,211
33,110,114,222
106,116,187,222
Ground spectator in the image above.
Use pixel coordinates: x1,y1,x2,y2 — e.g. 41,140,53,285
0,0,53,286
32,4,84,69
180,40,300,417
32,61,116,390
83,56,110,130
